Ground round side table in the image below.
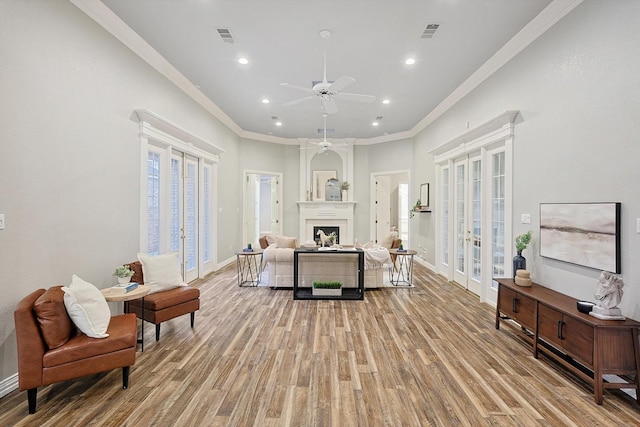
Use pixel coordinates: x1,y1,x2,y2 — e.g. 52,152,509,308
102,284,151,351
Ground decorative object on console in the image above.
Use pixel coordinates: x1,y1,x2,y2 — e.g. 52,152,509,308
514,269,532,287
113,264,134,284
316,229,336,247
540,202,621,273
590,271,625,320
513,231,532,279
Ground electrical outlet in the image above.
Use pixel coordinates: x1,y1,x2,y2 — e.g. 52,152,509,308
0,214,4,230
521,213,531,224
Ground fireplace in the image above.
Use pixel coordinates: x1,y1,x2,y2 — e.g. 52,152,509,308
297,201,356,245
313,226,340,245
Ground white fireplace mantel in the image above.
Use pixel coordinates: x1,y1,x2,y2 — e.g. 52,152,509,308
297,201,356,245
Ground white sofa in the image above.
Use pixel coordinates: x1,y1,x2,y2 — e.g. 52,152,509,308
259,235,393,288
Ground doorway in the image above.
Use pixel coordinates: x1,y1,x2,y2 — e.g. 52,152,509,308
370,171,410,247
243,171,282,247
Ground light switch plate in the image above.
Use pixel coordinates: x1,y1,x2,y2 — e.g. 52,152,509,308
0,214,5,230
521,213,531,224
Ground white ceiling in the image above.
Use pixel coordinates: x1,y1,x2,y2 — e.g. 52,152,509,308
84,0,567,143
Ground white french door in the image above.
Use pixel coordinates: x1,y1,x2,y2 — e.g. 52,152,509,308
433,111,516,305
168,152,200,283
452,155,482,296
375,175,391,243
146,147,211,283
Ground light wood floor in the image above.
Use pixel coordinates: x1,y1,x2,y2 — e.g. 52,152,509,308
2,263,640,426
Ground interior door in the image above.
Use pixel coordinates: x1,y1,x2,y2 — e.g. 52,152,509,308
375,175,391,243
452,155,482,296
243,172,282,246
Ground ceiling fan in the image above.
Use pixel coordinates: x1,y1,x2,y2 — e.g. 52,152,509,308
302,114,348,153
281,29,376,114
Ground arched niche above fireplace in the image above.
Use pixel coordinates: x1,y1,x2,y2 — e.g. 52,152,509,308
299,138,354,202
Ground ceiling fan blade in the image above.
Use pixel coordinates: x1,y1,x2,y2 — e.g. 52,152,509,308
280,82,314,94
282,96,315,107
328,75,355,92
320,97,338,114
332,142,348,148
338,92,376,103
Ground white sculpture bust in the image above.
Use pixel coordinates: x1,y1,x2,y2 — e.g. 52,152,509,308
590,271,625,320
594,271,624,309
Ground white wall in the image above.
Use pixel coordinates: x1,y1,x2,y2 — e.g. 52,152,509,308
413,0,640,318
0,0,242,381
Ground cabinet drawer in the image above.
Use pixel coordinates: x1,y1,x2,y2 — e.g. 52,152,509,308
498,285,536,330
538,304,593,365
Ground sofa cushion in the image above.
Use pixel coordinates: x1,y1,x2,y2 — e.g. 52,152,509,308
62,275,111,339
43,313,136,368
265,234,297,248
137,252,185,294
128,286,200,310
34,286,74,349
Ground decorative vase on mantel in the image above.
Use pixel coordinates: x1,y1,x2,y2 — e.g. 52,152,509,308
513,250,526,279
341,190,347,201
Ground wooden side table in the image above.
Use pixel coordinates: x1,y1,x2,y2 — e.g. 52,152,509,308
388,249,417,286
102,284,151,351
235,249,264,287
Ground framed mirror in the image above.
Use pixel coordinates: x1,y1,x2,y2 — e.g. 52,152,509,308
420,183,429,209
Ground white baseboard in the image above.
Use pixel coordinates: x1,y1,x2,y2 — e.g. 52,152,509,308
414,256,435,271
0,373,18,398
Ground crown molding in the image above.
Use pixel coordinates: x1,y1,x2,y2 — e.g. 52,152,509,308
72,0,582,146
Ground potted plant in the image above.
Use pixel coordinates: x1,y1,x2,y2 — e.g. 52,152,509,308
113,264,134,284
340,181,350,201
312,281,342,296
410,198,421,218
513,231,532,278
327,231,337,246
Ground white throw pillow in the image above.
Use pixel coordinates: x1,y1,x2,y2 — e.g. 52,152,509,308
379,234,394,249
137,252,184,294
62,275,110,338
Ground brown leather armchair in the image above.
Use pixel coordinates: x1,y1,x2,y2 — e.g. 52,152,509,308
124,261,200,341
14,287,137,414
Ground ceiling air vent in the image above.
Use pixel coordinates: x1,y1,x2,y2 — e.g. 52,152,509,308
216,28,234,44
318,128,335,134
421,23,440,39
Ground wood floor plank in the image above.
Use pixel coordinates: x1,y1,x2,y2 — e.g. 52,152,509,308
2,263,640,426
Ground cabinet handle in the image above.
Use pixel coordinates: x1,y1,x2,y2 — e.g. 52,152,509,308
512,297,518,313
557,320,564,339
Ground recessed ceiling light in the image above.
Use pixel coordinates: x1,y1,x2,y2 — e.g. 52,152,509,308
238,57,249,65
382,99,390,104
262,98,270,104
275,121,282,126
372,122,379,126
405,58,416,65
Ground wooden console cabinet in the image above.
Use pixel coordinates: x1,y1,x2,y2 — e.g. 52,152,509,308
495,278,640,405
